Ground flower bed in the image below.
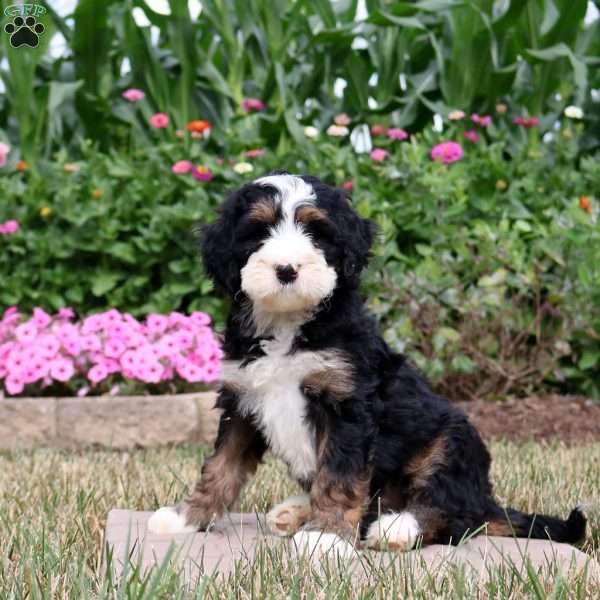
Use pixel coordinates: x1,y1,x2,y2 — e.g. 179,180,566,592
0,307,221,398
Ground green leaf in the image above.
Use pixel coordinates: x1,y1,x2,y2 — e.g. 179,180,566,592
92,272,121,296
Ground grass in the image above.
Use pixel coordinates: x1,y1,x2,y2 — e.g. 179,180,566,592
0,441,598,598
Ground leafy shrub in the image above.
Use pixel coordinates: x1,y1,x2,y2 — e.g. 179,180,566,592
0,108,598,399
0,307,221,397
0,1,598,162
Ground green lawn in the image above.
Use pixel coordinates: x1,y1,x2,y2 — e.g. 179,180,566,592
1,442,598,598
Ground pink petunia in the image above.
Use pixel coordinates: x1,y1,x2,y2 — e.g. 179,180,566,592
49,358,75,382
57,307,75,320
172,160,193,174
37,335,61,358
463,129,480,143
5,375,24,395
190,311,211,327
104,338,126,359
242,98,265,112
387,128,408,141
15,322,37,344
245,148,265,158
149,112,169,128
122,88,145,102
431,141,464,164
146,314,169,335
88,364,108,384
80,335,101,352
370,148,389,162
62,336,82,356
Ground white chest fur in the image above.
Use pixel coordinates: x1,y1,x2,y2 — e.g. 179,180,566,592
223,330,318,481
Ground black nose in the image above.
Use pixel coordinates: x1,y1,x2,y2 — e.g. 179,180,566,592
276,264,298,284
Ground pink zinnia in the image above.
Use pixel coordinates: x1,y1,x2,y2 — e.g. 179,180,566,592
0,219,19,234
471,114,492,127
387,128,408,141
245,148,265,158
149,112,169,128
49,358,75,382
242,98,265,112
513,116,540,128
0,141,10,167
463,129,480,143
370,148,389,162
431,141,464,164
122,88,145,102
370,124,388,137
191,165,213,182
341,180,353,191
172,160,193,174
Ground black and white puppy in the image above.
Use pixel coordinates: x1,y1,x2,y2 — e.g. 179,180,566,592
148,173,586,556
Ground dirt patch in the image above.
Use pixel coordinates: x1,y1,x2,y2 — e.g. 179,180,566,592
456,395,600,445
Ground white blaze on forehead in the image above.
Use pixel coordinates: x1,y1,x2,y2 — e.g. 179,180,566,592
254,174,316,219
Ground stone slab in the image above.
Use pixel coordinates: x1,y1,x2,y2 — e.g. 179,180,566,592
104,510,599,586
56,393,213,449
0,397,56,449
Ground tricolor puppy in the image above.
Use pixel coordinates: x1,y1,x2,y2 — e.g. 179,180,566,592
148,173,586,555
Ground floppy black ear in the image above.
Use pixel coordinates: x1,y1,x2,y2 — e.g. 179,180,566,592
199,191,243,294
342,216,376,282
337,191,377,284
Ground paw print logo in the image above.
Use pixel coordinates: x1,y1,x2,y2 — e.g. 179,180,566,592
4,16,45,48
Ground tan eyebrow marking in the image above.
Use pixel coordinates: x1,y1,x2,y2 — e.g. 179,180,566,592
295,205,328,224
249,200,277,224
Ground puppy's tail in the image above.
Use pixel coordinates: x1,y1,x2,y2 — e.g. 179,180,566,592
486,505,587,544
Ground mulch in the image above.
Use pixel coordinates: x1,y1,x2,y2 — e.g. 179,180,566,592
456,395,600,445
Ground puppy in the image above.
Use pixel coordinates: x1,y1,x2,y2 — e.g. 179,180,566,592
148,173,586,555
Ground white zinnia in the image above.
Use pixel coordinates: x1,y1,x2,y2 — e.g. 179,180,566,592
564,106,583,119
233,162,253,174
304,126,319,138
326,125,349,137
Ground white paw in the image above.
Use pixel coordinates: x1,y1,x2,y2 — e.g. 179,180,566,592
266,494,312,537
147,506,196,535
365,512,421,551
292,530,357,560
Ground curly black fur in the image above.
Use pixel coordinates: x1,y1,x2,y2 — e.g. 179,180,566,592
198,173,586,545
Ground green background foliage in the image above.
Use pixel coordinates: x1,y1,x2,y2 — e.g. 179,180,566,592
0,0,599,400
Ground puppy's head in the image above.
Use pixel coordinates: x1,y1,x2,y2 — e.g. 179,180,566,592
200,173,374,324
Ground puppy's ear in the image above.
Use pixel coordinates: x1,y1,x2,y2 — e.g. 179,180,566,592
338,191,377,283
343,216,376,280
198,193,241,294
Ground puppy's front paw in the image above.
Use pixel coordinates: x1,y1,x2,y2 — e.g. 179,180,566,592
364,511,421,552
147,506,197,535
292,530,358,560
266,494,312,537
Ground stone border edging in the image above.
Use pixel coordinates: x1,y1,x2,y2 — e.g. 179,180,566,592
0,392,220,450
